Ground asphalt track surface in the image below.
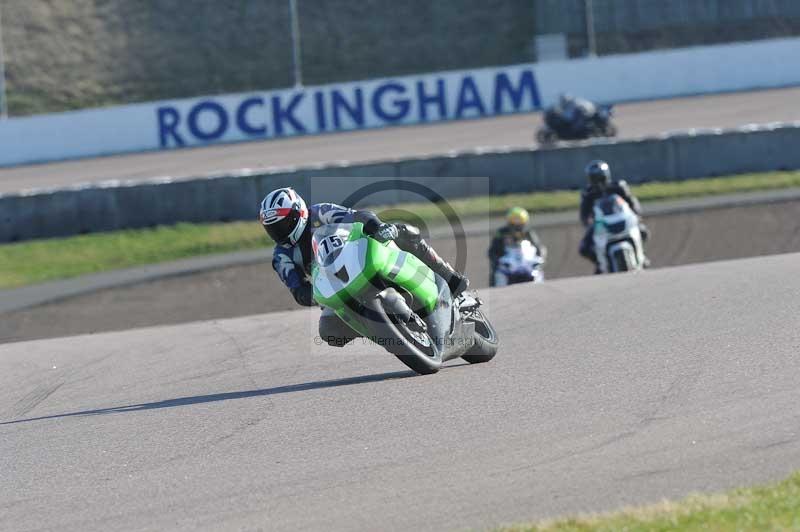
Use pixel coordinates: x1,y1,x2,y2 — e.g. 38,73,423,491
2,252,800,531
2,87,800,194
3,197,799,345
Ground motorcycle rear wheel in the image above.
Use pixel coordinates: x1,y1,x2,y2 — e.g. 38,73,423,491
603,123,618,137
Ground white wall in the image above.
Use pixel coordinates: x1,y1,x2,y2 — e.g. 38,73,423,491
1,37,798,167
534,37,800,105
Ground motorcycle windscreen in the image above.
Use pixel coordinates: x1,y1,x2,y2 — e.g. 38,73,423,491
594,195,633,235
499,241,541,271
596,195,625,216
312,223,354,267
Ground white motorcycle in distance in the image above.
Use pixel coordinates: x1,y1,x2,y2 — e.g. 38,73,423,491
493,239,545,286
592,194,646,273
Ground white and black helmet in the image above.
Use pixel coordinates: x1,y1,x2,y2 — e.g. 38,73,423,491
259,187,308,245
585,159,611,187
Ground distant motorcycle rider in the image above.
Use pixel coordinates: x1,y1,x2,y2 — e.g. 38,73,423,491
558,93,597,136
488,207,547,286
578,160,649,272
259,187,469,346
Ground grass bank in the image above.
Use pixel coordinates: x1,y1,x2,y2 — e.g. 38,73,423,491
379,170,800,224
502,470,800,531
2,170,800,289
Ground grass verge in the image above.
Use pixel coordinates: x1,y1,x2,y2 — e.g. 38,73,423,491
0,222,265,289
500,470,800,531
384,170,800,224
1,170,799,289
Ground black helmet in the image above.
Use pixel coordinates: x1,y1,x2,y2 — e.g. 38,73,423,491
585,160,611,187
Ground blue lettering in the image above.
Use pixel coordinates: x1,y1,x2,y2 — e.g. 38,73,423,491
271,93,306,136
493,70,541,112
416,79,447,122
372,82,411,123
187,101,229,141
314,91,328,132
236,97,267,137
455,76,486,119
157,106,184,147
332,88,365,129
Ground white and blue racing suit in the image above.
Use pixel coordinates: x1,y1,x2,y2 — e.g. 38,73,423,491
271,203,365,303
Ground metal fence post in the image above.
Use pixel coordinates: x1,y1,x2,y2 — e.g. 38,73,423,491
0,2,8,118
585,0,597,57
289,0,303,87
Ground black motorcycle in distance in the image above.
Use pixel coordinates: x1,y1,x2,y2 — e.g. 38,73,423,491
536,104,618,145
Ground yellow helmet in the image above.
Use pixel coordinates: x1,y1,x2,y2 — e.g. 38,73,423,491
506,207,530,227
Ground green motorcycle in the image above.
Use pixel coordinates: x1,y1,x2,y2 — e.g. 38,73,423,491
312,222,499,375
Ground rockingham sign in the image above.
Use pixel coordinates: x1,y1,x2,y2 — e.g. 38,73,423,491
1,37,798,167
155,66,541,148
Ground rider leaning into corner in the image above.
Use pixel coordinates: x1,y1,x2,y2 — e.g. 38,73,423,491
487,207,547,286
578,160,650,273
259,187,470,346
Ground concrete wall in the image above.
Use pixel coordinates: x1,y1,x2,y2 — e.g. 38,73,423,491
2,37,799,167
0,0,536,116
4,0,797,116
536,0,800,34
535,0,800,56
2,122,800,243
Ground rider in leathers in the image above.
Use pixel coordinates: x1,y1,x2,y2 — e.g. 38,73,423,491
487,207,547,286
558,93,597,137
578,160,649,272
259,187,469,347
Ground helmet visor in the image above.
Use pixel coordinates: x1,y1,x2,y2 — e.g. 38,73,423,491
589,170,609,186
263,209,300,244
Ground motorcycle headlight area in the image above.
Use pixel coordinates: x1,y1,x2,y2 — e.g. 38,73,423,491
605,220,628,234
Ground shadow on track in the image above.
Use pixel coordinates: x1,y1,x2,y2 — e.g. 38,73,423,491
1,369,417,426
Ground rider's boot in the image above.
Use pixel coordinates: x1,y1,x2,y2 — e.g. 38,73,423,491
579,238,601,274
419,239,469,296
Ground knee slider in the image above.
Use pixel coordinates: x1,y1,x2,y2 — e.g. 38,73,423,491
318,316,353,347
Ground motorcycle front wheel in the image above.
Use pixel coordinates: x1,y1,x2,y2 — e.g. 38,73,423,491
369,292,443,375
536,128,557,145
461,308,499,364
610,246,637,272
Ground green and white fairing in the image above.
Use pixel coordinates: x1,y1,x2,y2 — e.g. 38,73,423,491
311,223,439,336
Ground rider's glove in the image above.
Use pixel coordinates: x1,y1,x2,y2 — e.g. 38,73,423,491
374,223,399,243
291,284,315,307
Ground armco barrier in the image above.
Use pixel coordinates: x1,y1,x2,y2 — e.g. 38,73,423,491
2,123,800,243
532,136,678,190
671,126,800,179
